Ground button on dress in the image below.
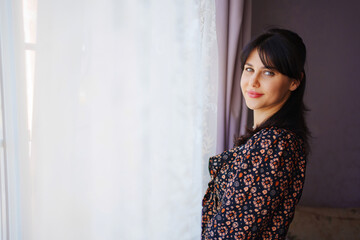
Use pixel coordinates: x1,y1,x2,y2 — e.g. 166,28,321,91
201,126,307,239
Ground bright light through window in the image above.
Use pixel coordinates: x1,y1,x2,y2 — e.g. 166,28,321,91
23,0,37,44
23,0,37,155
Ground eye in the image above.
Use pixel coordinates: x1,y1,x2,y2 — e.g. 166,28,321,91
264,70,275,76
245,67,254,72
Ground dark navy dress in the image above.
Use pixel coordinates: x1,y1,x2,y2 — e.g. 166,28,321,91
201,126,307,239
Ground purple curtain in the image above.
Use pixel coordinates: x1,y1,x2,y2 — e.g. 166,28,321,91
215,0,252,153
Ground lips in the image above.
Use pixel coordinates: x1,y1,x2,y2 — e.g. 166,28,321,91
247,90,264,98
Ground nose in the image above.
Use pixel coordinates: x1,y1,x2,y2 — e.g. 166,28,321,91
249,73,260,87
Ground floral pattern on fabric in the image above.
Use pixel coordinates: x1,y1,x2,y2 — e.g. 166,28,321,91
201,126,307,240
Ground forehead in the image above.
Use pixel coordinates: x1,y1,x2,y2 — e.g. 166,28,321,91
245,49,264,66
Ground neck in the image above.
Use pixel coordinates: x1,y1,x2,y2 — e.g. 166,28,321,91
253,106,282,128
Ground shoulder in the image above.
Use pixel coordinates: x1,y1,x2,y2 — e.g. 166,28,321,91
245,126,305,154
238,127,306,176
251,126,302,144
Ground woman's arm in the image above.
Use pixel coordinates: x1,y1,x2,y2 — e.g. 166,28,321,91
202,128,306,240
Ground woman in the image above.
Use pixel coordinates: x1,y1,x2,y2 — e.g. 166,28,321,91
201,28,310,239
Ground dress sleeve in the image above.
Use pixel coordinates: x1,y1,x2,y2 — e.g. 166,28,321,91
202,128,306,240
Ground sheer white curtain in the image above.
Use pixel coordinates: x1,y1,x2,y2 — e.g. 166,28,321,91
1,0,218,239
0,0,29,239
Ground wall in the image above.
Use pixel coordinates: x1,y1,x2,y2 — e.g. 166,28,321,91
251,0,360,207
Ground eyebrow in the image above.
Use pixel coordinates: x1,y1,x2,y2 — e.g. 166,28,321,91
244,62,277,70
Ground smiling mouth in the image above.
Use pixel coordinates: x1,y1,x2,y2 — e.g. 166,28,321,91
247,91,263,98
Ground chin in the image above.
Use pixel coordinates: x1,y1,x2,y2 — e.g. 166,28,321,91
244,100,257,110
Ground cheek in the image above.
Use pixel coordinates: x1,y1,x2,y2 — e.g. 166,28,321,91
266,83,290,97
240,80,246,95
240,75,247,92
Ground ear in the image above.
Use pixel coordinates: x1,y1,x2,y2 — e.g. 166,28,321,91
289,79,300,91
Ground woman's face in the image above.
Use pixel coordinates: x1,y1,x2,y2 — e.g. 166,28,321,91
240,49,299,116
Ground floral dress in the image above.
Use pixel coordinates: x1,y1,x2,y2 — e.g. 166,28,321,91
201,126,307,240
